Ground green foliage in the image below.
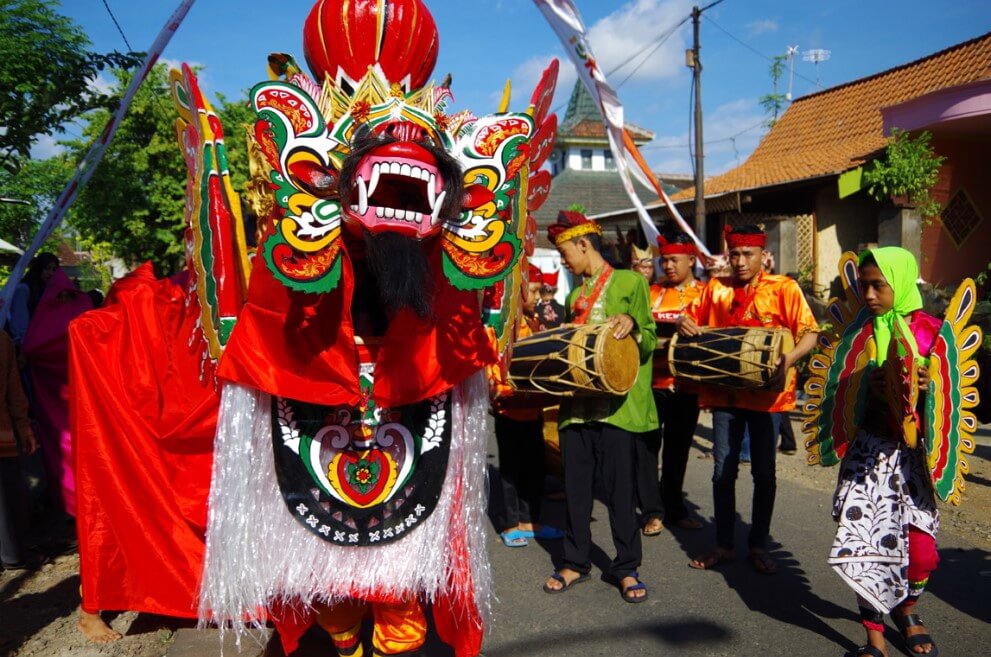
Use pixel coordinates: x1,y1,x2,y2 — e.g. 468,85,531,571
758,55,788,128
0,155,74,248
0,0,142,174
862,128,945,218
65,65,252,274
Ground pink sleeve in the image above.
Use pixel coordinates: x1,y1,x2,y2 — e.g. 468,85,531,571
909,311,942,358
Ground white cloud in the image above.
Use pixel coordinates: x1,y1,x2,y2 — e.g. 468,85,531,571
746,19,779,37
586,0,695,84
86,73,116,96
646,98,767,175
504,0,693,112
29,133,67,160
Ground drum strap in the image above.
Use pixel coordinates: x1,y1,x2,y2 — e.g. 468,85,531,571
729,275,762,325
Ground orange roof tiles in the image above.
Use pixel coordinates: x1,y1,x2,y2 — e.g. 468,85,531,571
674,31,991,201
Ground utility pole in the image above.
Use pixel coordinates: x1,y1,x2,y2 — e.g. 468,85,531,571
690,5,705,238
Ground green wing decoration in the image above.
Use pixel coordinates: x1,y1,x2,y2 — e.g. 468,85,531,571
803,251,875,466
925,278,981,505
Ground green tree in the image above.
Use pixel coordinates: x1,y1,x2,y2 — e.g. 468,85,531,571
0,155,74,248
758,55,788,128
0,0,142,174
67,65,254,273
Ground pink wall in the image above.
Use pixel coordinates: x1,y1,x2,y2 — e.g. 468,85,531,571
920,134,991,286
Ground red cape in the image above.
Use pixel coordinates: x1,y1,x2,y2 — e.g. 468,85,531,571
71,264,217,616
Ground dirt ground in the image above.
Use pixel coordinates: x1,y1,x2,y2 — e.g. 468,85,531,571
2,414,988,657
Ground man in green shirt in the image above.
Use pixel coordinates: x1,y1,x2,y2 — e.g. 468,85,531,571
541,211,657,603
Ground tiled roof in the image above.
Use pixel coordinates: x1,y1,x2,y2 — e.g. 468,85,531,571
674,31,991,200
558,83,654,142
532,168,675,247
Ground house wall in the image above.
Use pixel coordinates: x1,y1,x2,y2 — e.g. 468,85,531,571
815,183,879,297
920,135,991,286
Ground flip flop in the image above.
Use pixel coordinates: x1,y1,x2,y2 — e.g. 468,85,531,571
525,526,564,540
542,570,590,594
749,550,777,575
500,530,528,548
642,518,665,536
688,548,735,570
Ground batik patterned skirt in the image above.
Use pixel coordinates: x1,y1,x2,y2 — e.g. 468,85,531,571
828,430,938,613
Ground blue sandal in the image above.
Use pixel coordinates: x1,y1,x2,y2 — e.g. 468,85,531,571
521,526,565,540
620,572,648,604
542,570,590,594
500,530,528,548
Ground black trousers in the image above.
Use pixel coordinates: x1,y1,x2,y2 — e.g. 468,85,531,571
777,411,797,451
494,415,546,531
560,422,641,580
635,389,702,524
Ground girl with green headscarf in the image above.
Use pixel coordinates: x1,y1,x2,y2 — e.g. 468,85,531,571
829,247,942,657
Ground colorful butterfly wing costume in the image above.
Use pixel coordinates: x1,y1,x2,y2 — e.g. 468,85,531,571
71,1,557,655
803,251,981,505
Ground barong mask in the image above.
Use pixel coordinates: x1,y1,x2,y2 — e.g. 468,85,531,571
243,0,554,308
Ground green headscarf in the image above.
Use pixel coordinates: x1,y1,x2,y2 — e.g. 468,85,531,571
858,246,923,364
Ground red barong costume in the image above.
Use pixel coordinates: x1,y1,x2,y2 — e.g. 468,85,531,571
71,1,558,654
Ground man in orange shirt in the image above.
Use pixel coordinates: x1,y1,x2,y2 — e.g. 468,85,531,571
637,232,707,536
678,225,818,574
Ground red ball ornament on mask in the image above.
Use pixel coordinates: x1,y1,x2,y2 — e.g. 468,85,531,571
303,0,439,91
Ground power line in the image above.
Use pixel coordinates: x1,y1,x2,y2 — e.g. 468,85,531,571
701,14,821,89
100,0,133,51
548,15,691,116
640,118,766,151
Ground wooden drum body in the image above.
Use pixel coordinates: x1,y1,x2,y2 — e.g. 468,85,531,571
668,327,795,391
508,323,640,396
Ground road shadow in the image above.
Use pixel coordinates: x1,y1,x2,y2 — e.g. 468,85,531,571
0,574,79,655
665,441,859,654
481,618,733,656
924,546,991,624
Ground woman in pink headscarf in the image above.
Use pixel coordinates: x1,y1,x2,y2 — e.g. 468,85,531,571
22,266,93,516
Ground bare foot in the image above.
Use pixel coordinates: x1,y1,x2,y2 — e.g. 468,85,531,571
78,609,122,644
542,567,586,592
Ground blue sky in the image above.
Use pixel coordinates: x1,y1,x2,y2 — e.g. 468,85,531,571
51,0,989,176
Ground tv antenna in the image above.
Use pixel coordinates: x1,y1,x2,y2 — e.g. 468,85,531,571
785,45,799,100
803,48,830,89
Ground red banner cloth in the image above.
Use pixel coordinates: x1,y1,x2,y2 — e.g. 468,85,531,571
70,263,217,617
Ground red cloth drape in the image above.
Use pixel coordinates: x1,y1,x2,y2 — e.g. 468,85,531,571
71,263,217,616
218,236,497,408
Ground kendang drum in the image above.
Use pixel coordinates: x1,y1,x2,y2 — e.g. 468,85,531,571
669,327,795,391
509,323,639,396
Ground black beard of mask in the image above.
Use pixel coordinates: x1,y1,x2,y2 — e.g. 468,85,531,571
363,231,434,320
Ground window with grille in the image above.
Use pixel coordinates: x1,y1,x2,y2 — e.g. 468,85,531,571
940,188,983,247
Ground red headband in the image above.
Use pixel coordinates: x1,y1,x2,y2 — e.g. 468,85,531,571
527,264,542,282
723,224,766,249
656,235,698,256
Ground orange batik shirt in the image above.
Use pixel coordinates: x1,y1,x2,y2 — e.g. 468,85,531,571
684,272,817,412
650,280,705,391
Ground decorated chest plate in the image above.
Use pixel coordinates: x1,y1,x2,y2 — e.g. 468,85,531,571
272,366,451,546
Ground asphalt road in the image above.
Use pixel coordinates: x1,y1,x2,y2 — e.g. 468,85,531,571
168,419,991,657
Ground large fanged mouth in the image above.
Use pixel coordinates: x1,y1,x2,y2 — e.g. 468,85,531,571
349,155,447,236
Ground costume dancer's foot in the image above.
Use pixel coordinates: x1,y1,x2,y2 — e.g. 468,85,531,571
78,609,122,644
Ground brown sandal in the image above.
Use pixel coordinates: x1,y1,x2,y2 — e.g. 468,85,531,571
688,548,734,570
749,550,777,575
